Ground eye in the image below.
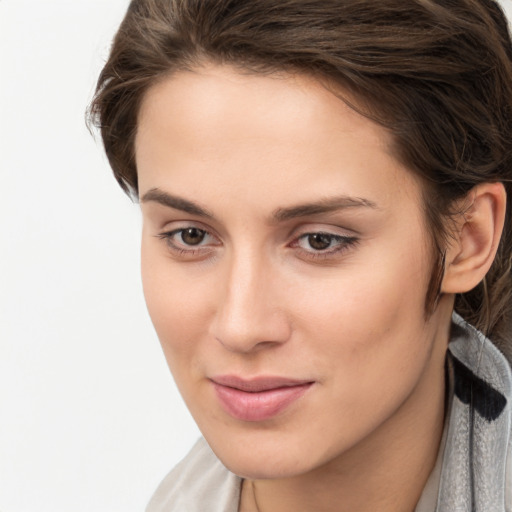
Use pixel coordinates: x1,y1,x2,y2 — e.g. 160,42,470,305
156,226,220,257
303,233,338,251
292,231,359,259
178,227,207,246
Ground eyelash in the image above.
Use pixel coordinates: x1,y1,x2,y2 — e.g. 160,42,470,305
156,227,359,261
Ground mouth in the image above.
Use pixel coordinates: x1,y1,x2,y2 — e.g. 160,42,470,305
210,375,314,422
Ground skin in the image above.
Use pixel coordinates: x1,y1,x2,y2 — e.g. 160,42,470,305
136,65,455,512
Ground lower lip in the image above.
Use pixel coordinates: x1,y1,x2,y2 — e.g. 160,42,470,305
212,382,313,422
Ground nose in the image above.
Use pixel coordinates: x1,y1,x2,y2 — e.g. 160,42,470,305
209,250,291,354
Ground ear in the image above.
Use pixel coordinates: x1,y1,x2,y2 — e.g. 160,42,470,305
441,182,507,294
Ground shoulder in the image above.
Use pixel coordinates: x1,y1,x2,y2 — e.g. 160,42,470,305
440,314,512,511
146,437,241,512
449,314,512,422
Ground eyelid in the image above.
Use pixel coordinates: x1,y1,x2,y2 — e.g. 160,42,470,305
158,218,216,233
289,222,358,239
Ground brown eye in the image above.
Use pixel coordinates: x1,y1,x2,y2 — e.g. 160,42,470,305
293,232,359,258
180,228,206,246
307,233,334,250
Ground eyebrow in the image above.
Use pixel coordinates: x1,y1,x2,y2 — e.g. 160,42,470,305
271,195,379,222
140,187,378,222
141,188,214,218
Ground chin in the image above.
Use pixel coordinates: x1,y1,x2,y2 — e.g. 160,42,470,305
204,430,323,480
220,453,309,480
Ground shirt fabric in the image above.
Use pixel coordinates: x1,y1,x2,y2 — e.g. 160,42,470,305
147,314,512,512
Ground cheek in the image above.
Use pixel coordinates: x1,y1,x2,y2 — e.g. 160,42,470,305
290,261,433,449
140,239,215,363
293,237,432,384
298,252,427,338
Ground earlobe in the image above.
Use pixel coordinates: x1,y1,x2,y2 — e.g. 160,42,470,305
441,182,507,294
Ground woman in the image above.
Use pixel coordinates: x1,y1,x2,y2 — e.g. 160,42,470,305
89,0,512,510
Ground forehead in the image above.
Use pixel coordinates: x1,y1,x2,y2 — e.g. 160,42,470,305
135,65,422,214
137,64,391,155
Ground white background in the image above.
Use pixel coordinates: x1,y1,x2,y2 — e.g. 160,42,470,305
0,1,511,511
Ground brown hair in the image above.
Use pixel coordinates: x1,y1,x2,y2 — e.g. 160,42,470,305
88,0,512,353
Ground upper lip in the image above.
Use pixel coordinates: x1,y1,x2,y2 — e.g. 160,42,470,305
210,375,314,393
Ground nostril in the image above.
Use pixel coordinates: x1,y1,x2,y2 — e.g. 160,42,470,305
214,335,283,354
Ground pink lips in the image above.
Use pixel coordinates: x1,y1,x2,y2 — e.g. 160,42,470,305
211,375,314,422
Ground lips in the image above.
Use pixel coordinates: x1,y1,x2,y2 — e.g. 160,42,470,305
210,375,314,422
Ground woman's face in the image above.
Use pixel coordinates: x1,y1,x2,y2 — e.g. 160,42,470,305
136,65,450,479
